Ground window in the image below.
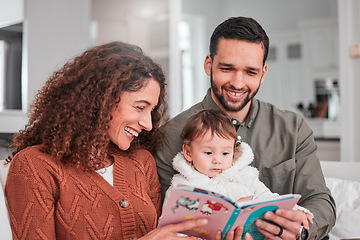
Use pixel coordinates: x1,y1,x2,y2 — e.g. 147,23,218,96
287,43,301,59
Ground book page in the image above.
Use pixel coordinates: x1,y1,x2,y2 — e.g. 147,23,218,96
158,187,236,240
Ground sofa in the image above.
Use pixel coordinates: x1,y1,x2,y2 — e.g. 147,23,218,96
320,161,360,240
0,159,12,240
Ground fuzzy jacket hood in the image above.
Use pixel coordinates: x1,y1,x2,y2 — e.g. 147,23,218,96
172,141,254,182
170,141,275,200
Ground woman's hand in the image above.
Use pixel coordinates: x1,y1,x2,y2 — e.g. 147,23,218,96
215,226,253,240
139,219,208,240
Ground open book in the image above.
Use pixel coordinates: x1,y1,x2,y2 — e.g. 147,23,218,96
158,184,301,240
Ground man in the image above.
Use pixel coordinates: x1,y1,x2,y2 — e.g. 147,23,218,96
154,17,335,239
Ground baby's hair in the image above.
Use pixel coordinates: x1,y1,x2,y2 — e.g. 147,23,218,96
181,109,237,146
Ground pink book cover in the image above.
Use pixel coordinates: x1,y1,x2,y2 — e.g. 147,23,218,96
157,185,301,240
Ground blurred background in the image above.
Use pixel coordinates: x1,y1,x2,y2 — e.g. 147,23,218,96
0,0,359,162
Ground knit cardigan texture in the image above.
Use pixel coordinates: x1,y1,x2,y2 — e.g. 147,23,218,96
5,144,161,240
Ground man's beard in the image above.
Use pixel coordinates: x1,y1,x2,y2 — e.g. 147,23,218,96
210,74,261,112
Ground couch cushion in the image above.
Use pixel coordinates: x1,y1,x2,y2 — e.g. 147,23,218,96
0,160,12,240
325,177,360,239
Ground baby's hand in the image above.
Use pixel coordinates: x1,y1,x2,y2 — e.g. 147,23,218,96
236,195,253,203
297,210,313,230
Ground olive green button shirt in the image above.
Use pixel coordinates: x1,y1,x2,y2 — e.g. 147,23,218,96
154,89,336,239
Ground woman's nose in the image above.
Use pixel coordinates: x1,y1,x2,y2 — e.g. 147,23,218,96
139,112,153,131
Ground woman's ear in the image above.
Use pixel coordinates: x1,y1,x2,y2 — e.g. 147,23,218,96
182,144,193,162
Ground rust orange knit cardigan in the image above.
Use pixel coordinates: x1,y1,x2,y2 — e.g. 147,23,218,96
5,144,161,239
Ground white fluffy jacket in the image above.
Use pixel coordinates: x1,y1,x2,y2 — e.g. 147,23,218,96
169,142,276,201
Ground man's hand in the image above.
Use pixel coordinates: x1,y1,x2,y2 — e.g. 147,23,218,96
255,209,303,239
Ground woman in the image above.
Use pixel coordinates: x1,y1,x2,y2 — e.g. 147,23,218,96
4,41,218,240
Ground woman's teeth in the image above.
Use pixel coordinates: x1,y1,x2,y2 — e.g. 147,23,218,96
125,127,139,137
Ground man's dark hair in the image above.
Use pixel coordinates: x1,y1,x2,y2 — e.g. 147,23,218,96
209,16,269,65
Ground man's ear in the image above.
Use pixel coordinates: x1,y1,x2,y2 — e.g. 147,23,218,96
204,54,212,77
260,63,267,84
182,144,193,162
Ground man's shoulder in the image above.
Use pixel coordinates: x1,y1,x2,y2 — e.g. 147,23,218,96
254,99,309,133
256,99,302,119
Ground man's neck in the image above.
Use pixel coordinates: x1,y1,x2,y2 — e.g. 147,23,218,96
226,103,251,124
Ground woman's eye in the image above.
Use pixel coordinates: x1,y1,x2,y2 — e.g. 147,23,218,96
136,106,145,111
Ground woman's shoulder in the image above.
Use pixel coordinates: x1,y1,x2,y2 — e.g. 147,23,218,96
10,145,63,175
14,145,52,160
12,145,44,161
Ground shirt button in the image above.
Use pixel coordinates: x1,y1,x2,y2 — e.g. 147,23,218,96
120,199,129,208
232,120,237,125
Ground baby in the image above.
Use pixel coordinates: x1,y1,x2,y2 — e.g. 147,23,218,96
163,109,313,230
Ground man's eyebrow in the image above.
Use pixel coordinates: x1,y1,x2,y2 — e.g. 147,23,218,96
248,66,261,72
218,62,234,67
218,62,261,72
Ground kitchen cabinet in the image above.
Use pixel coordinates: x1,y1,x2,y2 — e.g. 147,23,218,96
299,18,339,80
259,18,339,112
316,139,340,162
258,18,340,139
258,30,308,113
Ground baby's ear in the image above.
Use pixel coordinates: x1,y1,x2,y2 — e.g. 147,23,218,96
233,143,243,160
182,144,193,162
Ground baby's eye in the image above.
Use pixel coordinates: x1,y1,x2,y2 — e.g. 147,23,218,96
223,152,230,156
204,151,212,155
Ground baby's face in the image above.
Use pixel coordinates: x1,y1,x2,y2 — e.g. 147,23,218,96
183,131,235,178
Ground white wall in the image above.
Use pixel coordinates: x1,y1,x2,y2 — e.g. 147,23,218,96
24,0,91,109
339,0,360,162
0,0,23,28
0,0,92,133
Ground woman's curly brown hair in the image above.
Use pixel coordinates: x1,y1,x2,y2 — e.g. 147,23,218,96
8,41,168,170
